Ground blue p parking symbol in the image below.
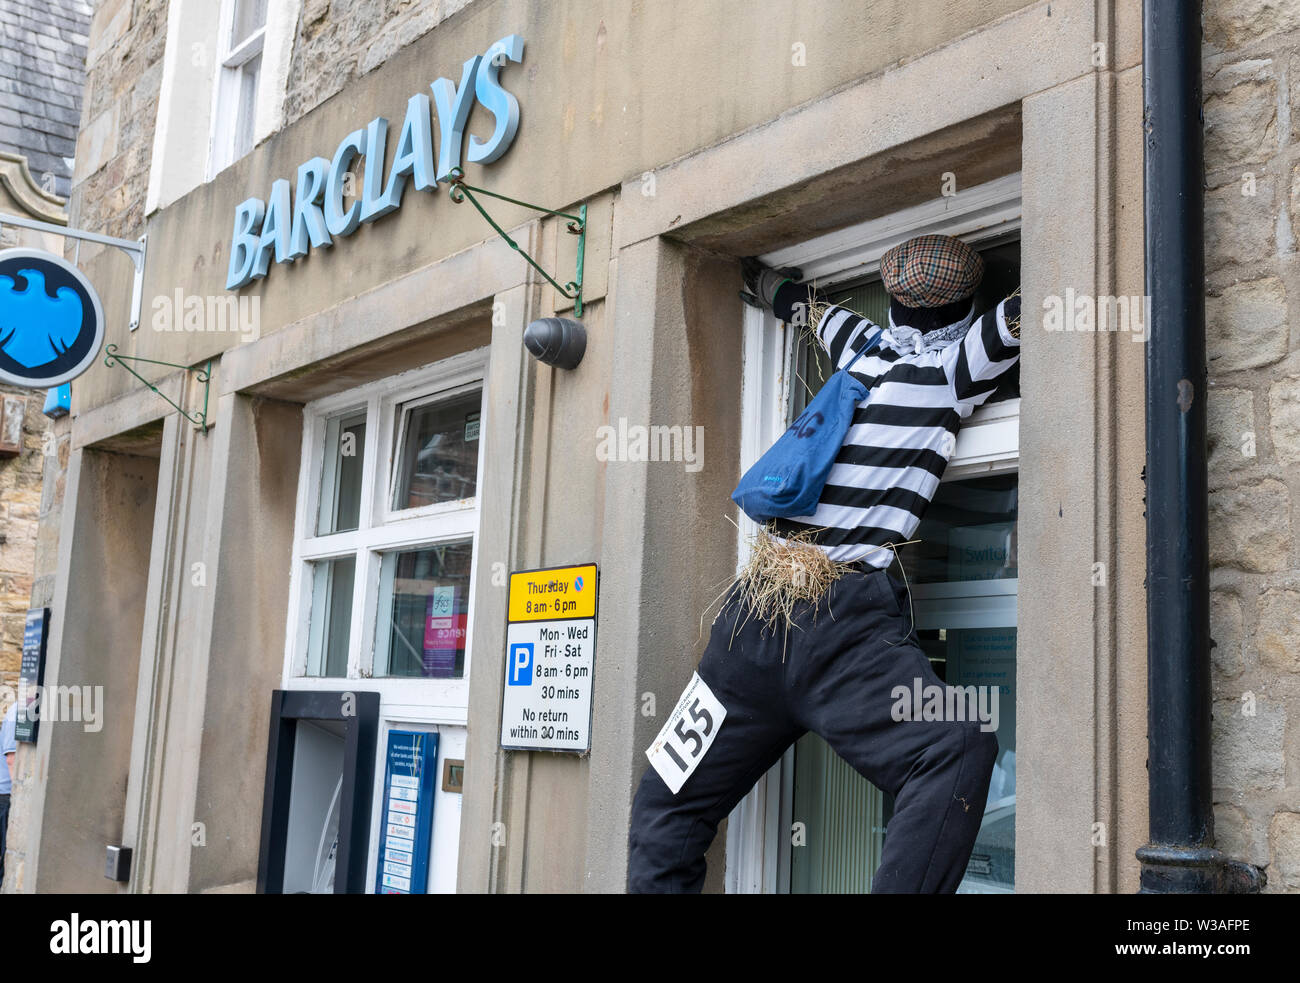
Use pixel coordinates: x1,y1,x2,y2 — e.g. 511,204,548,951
508,642,534,685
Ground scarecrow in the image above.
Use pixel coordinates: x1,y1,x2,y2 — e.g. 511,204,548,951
628,234,1022,893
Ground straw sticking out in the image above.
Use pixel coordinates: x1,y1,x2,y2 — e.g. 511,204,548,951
802,297,833,347
733,526,857,636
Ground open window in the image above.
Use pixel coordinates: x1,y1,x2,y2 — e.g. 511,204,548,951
728,174,1021,894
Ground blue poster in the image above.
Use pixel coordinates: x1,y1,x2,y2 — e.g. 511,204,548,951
375,730,438,894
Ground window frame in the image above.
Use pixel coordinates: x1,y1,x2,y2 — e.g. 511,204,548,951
209,0,268,178
381,381,486,525
282,347,490,725
726,173,1022,894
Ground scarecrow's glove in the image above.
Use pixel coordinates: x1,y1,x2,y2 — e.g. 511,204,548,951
1004,287,1021,339
740,257,803,311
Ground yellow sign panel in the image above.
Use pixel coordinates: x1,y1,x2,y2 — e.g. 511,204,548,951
507,564,597,622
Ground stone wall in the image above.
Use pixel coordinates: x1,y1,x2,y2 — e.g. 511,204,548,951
2,0,162,894
70,0,167,242
284,0,473,125
0,390,48,696
1203,0,1300,893
0,410,69,893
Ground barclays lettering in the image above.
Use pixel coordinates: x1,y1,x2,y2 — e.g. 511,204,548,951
226,34,524,291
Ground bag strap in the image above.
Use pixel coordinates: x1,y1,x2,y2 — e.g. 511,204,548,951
841,324,884,375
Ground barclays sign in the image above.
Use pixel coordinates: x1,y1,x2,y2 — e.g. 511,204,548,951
0,249,105,387
226,33,525,290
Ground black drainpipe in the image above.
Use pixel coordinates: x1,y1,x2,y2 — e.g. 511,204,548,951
1135,0,1263,893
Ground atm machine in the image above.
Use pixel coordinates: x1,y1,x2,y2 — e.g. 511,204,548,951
257,690,380,893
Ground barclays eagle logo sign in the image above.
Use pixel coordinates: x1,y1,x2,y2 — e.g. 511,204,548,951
0,248,104,387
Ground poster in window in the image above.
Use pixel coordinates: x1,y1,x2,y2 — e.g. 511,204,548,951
423,586,466,678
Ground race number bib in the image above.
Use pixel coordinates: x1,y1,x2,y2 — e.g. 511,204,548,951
645,672,727,794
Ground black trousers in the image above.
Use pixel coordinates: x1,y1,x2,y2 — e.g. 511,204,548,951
627,566,998,893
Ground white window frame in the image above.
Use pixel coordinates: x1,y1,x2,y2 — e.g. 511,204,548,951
380,385,484,525
726,172,1022,894
282,347,490,725
209,0,268,178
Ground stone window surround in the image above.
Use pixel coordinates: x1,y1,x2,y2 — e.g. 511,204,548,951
145,0,302,216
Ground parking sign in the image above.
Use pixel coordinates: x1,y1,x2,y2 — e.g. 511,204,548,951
500,563,598,753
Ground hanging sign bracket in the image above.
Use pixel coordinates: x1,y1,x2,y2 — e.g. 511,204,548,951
445,169,586,317
0,212,147,332
103,345,211,431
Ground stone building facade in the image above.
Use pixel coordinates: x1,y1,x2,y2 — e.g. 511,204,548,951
4,0,1300,894
1203,0,1300,893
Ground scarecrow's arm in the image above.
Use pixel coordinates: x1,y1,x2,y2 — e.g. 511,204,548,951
738,258,880,369
767,281,881,371
939,288,1022,405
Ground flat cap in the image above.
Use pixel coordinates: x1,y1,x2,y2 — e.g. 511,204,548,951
880,234,984,308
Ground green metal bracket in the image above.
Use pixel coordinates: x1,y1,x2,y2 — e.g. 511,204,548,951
446,167,587,317
103,344,212,431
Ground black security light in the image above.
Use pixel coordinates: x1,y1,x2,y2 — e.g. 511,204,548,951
523,317,586,370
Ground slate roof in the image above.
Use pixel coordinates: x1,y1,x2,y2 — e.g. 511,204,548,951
0,0,92,200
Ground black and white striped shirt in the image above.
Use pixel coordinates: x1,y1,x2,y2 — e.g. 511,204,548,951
768,295,1021,567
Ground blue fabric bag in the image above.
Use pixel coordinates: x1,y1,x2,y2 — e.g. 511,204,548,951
731,328,882,522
